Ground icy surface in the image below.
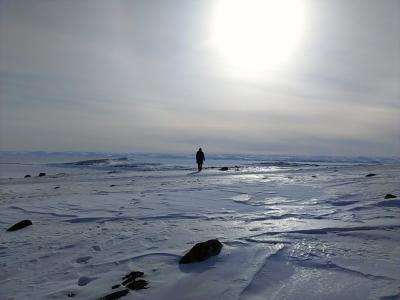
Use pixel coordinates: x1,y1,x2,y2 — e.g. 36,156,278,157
0,153,399,299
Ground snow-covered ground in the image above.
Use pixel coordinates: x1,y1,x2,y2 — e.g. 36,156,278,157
1,152,399,299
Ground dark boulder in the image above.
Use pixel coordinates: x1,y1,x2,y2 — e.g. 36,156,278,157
99,289,130,300
179,239,223,264
7,220,32,232
38,172,46,177
219,167,229,171
24,174,31,178
365,173,376,177
384,194,397,199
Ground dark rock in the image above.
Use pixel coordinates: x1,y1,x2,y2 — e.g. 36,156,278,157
7,220,33,231
179,239,223,264
365,173,376,177
122,271,144,286
110,184,116,187
219,167,229,171
99,289,130,300
38,172,46,177
24,174,31,178
54,186,60,189
311,175,317,178
384,194,397,199
126,279,148,290
112,284,121,289
67,292,75,297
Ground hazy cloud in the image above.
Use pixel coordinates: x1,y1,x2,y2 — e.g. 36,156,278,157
0,0,399,156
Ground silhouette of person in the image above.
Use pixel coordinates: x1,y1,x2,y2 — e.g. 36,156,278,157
196,148,205,171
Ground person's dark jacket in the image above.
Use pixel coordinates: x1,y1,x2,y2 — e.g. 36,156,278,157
196,151,205,163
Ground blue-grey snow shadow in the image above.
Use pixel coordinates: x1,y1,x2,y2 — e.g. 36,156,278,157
187,171,201,175
178,255,221,273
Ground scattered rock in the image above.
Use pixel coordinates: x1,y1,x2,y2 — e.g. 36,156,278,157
7,220,33,232
122,271,144,286
384,194,397,199
105,270,147,298
121,271,148,290
179,239,223,264
126,279,148,290
219,167,229,171
38,172,46,177
67,292,76,297
99,289,130,300
24,174,31,178
365,173,376,177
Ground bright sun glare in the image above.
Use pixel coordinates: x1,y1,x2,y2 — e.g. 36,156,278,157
212,0,306,73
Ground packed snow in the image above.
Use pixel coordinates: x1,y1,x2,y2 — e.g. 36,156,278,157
0,152,399,299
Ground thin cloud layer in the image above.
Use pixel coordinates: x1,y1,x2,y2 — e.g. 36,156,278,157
0,0,399,156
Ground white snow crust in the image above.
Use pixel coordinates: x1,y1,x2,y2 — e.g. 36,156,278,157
1,153,399,299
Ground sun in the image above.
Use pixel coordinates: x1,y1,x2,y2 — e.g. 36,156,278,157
211,0,306,73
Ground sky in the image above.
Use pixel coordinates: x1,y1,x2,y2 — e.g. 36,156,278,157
0,0,399,156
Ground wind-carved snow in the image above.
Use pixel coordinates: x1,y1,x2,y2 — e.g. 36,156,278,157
0,154,399,299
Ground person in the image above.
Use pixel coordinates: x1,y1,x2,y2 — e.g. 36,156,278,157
196,148,205,171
